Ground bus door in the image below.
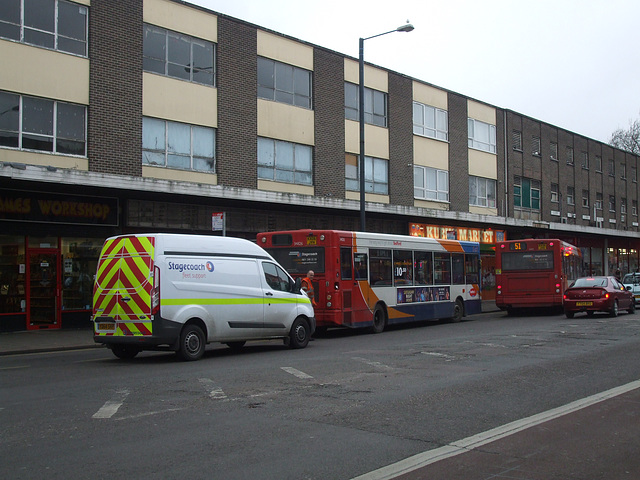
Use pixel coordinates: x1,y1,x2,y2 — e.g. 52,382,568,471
340,247,354,326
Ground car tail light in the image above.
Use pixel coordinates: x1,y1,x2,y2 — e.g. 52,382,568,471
603,291,610,299
151,266,160,315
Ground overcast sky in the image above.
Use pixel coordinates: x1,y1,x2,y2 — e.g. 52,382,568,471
187,0,640,144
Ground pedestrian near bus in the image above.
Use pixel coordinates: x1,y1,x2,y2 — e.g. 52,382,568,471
301,270,317,307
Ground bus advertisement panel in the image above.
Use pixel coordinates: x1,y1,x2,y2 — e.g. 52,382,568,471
495,238,583,313
257,230,481,333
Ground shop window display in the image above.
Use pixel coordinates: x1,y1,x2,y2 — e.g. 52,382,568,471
62,238,101,310
0,236,26,314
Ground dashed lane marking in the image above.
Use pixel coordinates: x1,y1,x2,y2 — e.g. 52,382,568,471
92,389,130,419
352,357,393,370
199,378,228,399
281,367,313,379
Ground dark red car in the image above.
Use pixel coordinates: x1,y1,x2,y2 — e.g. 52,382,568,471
563,276,635,318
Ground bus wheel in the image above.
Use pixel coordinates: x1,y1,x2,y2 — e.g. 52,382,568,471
111,345,139,360
371,305,387,334
178,324,205,361
610,300,619,318
450,299,464,323
289,317,310,349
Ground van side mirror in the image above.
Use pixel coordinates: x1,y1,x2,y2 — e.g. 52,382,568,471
294,277,302,293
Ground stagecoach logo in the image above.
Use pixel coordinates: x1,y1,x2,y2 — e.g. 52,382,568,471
206,261,215,272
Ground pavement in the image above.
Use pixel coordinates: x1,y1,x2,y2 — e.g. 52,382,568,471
0,327,98,356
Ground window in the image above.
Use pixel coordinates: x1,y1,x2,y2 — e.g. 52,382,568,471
0,0,88,56
581,151,589,169
142,117,215,172
413,102,448,140
370,249,392,286
566,147,574,165
550,142,558,161
621,163,627,179
414,165,448,201
433,252,451,284
608,159,615,176
469,176,496,207
631,166,637,182
609,195,616,212
393,250,413,286
143,24,215,86
262,262,293,292
468,118,496,153
532,136,541,156
512,130,522,151
0,90,86,155
414,251,433,285
345,154,388,194
567,186,575,206
633,200,638,216
551,183,559,203
582,190,589,208
344,82,387,127
258,137,312,185
257,57,312,109
596,193,603,210
514,176,540,210
595,155,602,172
621,198,627,214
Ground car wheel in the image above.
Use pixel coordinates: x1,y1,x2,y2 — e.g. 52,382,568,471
111,345,140,360
371,304,387,334
565,311,574,319
610,300,619,318
289,317,310,349
628,301,636,315
177,324,206,361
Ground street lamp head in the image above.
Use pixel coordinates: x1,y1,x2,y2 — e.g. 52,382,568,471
396,22,414,33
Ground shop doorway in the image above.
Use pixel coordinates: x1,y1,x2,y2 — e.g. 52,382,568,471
27,249,60,330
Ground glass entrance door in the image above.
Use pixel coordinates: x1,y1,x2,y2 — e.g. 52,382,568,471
27,250,60,329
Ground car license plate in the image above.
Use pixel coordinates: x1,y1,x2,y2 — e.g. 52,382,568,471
306,235,317,245
575,301,593,307
98,323,116,331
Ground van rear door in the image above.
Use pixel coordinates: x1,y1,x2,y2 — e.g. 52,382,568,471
93,236,155,337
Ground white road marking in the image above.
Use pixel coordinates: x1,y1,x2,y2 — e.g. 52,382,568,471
421,351,456,361
351,379,640,480
199,378,228,399
352,357,393,370
115,408,184,421
0,365,30,371
92,389,130,419
281,367,313,379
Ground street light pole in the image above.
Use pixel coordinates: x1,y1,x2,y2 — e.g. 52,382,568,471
359,22,414,232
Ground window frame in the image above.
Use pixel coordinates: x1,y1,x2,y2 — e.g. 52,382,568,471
258,137,313,186
469,175,496,208
346,153,389,195
344,82,388,127
257,56,312,109
467,118,496,154
513,176,541,210
142,116,216,173
412,102,448,141
414,165,449,202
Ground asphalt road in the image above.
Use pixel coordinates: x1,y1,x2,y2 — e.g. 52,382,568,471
2,310,640,479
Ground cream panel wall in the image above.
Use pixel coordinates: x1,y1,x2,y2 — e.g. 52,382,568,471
414,199,448,211
143,73,217,127
0,41,89,104
345,121,389,158
470,205,498,215
0,149,88,170
467,99,496,124
413,82,447,110
468,148,497,178
144,0,217,42
257,30,313,70
413,136,448,170
257,100,314,145
344,58,388,92
258,180,314,196
346,191,389,204
143,166,218,185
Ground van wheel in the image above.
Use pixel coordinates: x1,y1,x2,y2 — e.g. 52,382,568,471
111,345,139,360
225,341,246,351
178,324,205,361
450,299,464,323
371,305,386,334
289,317,310,349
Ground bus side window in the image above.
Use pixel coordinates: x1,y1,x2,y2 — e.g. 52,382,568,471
354,253,368,280
414,251,432,285
340,247,352,280
434,253,451,285
452,254,464,284
465,255,479,284
370,249,392,286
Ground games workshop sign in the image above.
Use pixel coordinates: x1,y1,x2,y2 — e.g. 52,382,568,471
0,189,118,226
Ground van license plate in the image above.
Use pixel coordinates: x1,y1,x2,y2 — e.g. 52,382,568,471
306,235,317,245
98,323,116,331
576,301,593,307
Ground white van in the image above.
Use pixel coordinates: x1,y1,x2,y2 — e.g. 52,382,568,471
92,233,315,361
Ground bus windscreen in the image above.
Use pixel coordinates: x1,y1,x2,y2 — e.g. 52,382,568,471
501,251,554,271
267,247,325,274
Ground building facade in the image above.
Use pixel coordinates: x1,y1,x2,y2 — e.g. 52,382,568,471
0,0,638,331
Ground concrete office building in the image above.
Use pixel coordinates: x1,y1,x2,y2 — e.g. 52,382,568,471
0,0,638,331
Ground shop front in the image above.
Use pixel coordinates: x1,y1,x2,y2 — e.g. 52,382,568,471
0,189,118,332
409,223,506,302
